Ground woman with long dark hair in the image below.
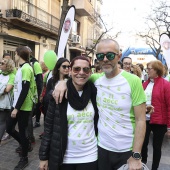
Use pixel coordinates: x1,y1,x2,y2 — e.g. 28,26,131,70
39,58,70,139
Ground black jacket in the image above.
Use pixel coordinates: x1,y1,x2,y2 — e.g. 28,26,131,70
39,85,98,170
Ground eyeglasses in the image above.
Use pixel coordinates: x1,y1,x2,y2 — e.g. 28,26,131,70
72,67,91,74
62,65,70,69
123,62,131,66
96,52,118,61
147,67,153,71
0,62,5,65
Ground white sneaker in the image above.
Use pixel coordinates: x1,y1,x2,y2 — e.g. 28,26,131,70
1,133,10,141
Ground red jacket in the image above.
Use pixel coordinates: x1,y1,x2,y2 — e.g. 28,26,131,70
143,77,170,128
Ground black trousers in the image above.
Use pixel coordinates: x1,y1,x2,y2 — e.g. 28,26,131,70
33,101,41,123
6,110,30,157
141,121,167,170
98,146,131,170
60,160,98,170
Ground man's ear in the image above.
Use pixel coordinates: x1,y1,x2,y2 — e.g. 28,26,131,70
118,53,122,61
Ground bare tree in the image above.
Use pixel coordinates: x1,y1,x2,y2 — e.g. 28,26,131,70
86,14,121,56
137,0,170,58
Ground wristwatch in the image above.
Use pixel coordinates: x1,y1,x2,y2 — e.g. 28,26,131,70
132,152,142,160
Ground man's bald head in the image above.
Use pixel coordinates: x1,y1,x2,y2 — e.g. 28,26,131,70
96,39,120,54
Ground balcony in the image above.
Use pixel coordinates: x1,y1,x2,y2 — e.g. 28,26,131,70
5,0,60,39
88,8,98,22
72,0,93,16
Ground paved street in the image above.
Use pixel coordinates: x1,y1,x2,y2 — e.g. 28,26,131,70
0,118,170,170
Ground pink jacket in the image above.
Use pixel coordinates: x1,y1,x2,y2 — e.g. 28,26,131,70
143,77,170,128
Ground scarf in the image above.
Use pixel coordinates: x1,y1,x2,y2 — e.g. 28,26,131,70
67,78,93,110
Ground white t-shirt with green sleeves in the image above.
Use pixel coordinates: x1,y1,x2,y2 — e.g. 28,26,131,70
63,92,97,163
13,63,36,111
89,70,146,152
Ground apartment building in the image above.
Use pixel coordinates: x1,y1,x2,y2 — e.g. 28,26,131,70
0,0,103,62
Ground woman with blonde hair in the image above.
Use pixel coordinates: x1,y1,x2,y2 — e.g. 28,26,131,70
131,64,142,78
0,58,15,144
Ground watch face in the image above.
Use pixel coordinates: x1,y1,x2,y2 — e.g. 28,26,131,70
132,152,141,160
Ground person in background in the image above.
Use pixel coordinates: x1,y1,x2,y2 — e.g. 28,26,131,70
0,58,15,145
122,56,132,72
91,65,96,74
40,61,49,76
131,64,142,79
39,56,98,170
163,64,170,82
137,63,148,82
3,53,12,60
26,46,43,129
39,58,70,139
6,46,37,170
117,61,123,69
141,60,170,170
3,53,17,75
95,65,102,73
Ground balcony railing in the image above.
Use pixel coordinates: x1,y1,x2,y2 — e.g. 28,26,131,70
6,0,60,34
88,7,98,22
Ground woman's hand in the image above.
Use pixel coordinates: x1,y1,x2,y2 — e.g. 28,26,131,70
146,105,154,114
11,108,18,118
39,160,48,170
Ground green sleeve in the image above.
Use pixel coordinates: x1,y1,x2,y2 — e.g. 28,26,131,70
8,73,15,85
33,62,42,75
89,72,105,83
12,68,17,75
21,66,32,82
130,76,146,106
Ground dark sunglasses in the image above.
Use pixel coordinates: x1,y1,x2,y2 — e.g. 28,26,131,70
96,52,118,61
0,62,5,65
72,67,91,74
62,65,70,69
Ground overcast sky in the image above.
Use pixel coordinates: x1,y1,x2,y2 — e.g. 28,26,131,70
101,0,154,47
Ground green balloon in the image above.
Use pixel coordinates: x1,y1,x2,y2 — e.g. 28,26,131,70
44,50,57,70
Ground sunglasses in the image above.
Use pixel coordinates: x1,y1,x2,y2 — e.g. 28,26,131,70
62,65,70,69
0,62,5,65
96,52,118,61
72,67,91,74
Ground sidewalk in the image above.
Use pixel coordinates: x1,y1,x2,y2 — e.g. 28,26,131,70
0,119,170,170
0,117,43,170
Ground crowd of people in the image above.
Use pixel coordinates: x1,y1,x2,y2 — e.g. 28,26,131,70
0,39,170,170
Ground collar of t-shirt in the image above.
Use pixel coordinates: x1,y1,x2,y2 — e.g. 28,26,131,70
19,62,29,67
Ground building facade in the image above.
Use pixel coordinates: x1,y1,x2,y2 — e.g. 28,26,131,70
0,0,103,63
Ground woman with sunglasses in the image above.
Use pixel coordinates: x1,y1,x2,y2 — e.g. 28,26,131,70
0,58,15,145
39,56,98,170
39,58,70,139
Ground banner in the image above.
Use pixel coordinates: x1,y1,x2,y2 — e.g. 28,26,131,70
57,5,75,58
160,33,170,70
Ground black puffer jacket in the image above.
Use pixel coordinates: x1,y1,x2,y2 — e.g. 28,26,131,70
39,87,98,170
